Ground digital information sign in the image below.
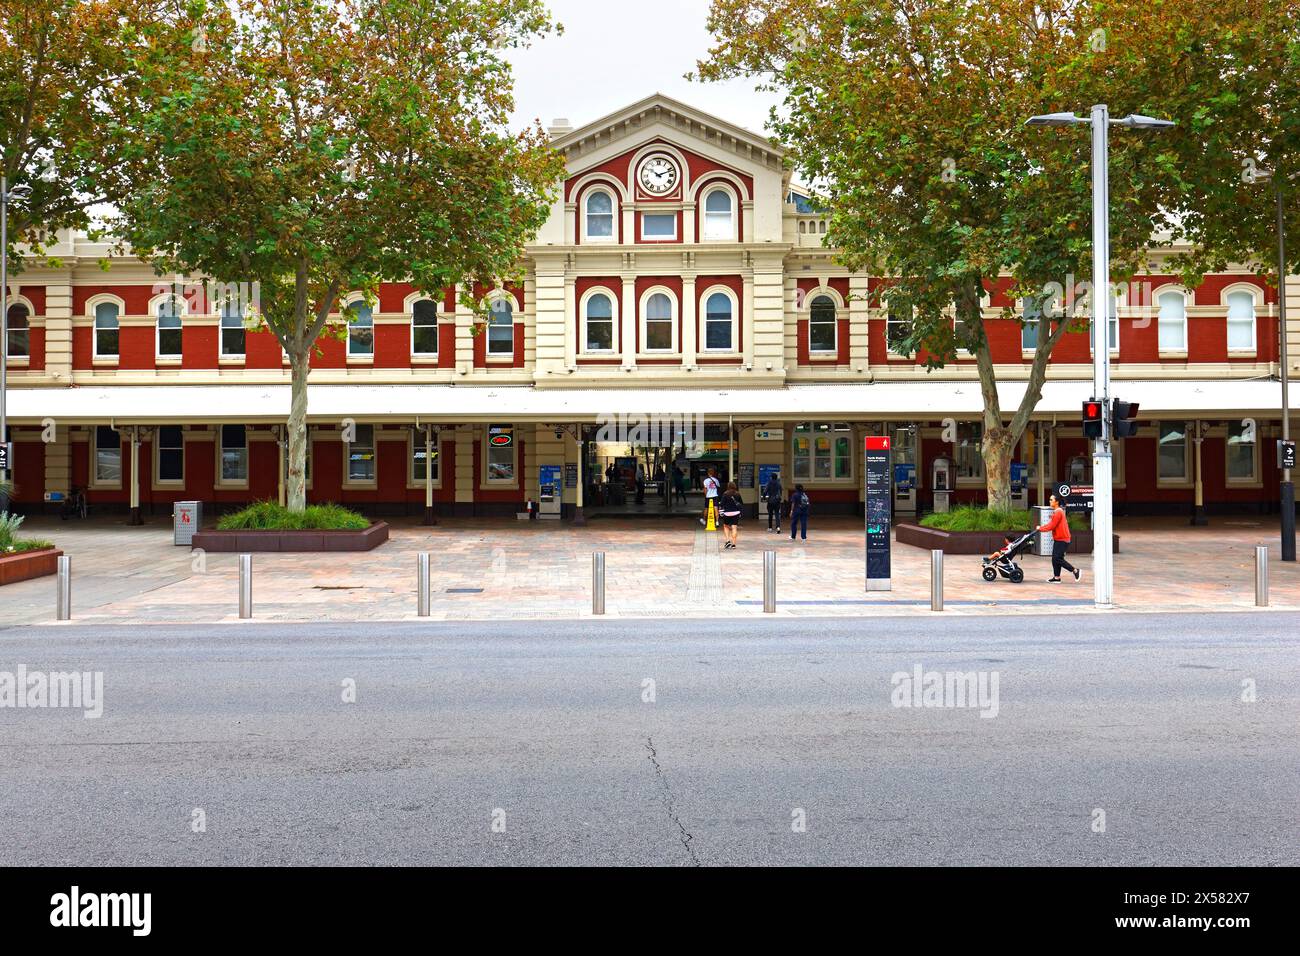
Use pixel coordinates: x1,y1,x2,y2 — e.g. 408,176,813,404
865,436,891,591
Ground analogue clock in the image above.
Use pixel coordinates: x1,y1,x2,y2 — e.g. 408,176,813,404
639,156,679,194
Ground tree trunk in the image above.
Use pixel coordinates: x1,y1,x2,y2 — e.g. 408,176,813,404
286,350,310,512
983,426,1017,513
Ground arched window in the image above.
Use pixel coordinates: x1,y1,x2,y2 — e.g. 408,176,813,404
702,188,734,241
703,291,735,351
411,299,438,356
585,189,615,240
6,303,30,358
220,299,245,357
346,299,374,357
809,294,837,353
94,301,120,358
584,292,615,352
1226,290,1256,351
156,297,182,358
642,292,675,351
487,296,514,355
1157,290,1186,351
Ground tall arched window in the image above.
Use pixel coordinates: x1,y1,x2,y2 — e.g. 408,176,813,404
487,296,514,355
809,294,837,353
583,292,615,352
585,189,615,240
642,292,675,351
346,299,374,357
703,291,735,351
411,299,439,356
702,188,734,241
94,301,120,358
6,303,30,358
1157,290,1186,351
1226,290,1256,351
156,297,182,358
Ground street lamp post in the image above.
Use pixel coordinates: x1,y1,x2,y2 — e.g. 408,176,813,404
1,176,34,508
1026,106,1175,609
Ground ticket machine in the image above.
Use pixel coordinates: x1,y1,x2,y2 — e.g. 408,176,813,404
931,456,953,514
538,464,562,519
1010,461,1028,510
892,425,918,517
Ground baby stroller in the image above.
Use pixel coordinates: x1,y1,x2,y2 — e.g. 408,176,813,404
981,530,1035,584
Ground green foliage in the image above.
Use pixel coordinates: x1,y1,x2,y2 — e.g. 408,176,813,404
921,506,1088,533
216,501,369,531
0,511,52,552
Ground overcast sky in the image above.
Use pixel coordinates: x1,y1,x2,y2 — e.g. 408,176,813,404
507,0,782,136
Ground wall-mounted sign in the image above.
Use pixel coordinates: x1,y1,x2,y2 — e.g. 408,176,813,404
1280,440,1297,471
737,462,756,488
754,429,785,441
564,462,578,488
487,424,513,447
0,441,11,472
864,436,892,591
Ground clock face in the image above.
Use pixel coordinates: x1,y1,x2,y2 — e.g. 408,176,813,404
639,156,679,194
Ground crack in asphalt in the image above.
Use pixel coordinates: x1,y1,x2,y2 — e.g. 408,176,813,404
645,736,700,866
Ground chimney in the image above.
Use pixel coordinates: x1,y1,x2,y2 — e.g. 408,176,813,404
548,117,573,138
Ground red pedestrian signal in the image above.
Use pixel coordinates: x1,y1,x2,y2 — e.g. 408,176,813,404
1082,399,1104,439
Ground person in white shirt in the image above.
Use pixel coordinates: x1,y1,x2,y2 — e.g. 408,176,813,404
699,467,720,525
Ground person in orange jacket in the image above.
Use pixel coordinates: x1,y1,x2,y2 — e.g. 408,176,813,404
1037,494,1081,583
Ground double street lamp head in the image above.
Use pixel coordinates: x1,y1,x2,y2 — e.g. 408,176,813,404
1025,109,1175,130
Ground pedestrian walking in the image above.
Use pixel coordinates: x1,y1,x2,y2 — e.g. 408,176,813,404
635,463,646,504
763,470,783,533
718,482,743,549
788,483,810,541
673,466,687,504
699,467,720,525
1037,493,1081,583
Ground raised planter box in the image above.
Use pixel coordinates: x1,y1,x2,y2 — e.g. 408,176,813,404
0,547,63,586
190,521,389,553
895,523,1119,555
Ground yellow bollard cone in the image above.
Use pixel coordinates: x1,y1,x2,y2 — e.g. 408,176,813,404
705,498,717,531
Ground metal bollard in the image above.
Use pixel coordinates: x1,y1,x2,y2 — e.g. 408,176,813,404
592,551,605,615
56,555,71,621
238,553,252,619
930,549,944,611
1255,545,1269,607
763,550,776,613
417,552,431,617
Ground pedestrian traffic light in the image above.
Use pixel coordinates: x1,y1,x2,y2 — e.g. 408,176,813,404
1082,399,1104,439
1111,399,1140,439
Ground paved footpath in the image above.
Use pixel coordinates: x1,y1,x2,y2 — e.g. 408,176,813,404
1,514,1297,625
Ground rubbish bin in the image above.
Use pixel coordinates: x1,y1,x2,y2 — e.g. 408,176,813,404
1033,505,1052,557
174,501,202,546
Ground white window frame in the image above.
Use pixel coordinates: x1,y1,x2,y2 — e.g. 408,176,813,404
955,421,985,485
483,291,518,360
153,424,186,487
640,211,678,242
216,424,249,488
1225,420,1260,485
582,187,617,243
4,295,33,363
639,287,678,354
1223,284,1259,355
1156,421,1192,486
408,294,440,359
407,430,442,489
151,293,186,362
791,421,855,483
700,285,738,353
580,287,618,354
1154,286,1189,356
807,291,839,355
344,423,377,487
217,297,247,360
91,425,123,488
700,185,737,242
87,295,124,362
483,428,517,486
343,293,375,360
885,299,911,356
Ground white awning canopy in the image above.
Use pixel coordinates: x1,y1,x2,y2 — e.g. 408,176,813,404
4,379,1291,425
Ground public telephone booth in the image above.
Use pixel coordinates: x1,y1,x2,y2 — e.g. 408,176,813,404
931,456,953,514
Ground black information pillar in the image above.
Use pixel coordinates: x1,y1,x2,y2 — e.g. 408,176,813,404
865,436,892,591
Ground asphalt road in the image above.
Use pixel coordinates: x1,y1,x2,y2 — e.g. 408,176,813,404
1,613,1296,866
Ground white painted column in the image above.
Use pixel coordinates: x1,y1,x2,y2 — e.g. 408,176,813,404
564,275,577,370
743,272,755,367
681,274,697,369
621,275,636,369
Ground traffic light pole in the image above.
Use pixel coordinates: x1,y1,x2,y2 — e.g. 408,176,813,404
1090,105,1115,608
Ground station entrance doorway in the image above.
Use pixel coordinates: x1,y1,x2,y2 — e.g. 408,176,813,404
584,423,734,516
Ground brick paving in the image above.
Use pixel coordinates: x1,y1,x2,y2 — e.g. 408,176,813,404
1,513,1296,625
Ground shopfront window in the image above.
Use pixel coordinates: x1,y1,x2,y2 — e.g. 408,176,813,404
956,422,983,480
792,422,852,480
347,424,376,482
